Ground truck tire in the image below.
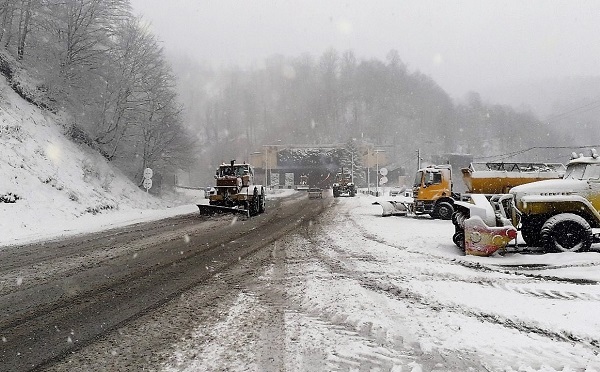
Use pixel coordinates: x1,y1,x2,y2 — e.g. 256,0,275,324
434,202,454,220
258,187,265,213
540,213,592,253
520,215,545,247
452,231,465,250
250,187,260,216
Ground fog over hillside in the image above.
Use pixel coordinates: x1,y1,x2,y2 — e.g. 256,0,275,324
478,76,600,146
130,0,600,100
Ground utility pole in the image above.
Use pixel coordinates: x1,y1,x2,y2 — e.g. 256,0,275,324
351,151,354,183
367,148,370,194
374,149,385,197
376,151,380,196
417,148,421,170
264,146,268,188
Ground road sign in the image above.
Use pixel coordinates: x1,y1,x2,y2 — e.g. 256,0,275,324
380,176,388,185
143,178,153,190
143,167,153,179
380,167,388,176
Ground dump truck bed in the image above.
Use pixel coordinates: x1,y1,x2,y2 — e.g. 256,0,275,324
461,162,566,194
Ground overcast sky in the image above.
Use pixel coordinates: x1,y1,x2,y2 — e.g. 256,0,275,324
129,0,600,99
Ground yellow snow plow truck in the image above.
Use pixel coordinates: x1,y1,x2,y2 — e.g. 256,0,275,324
198,160,265,217
412,162,565,220
452,150,600,255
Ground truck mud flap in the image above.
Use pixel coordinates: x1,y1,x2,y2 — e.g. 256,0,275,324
197,204,250,218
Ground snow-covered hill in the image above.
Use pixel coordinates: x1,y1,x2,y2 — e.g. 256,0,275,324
0,76,196,246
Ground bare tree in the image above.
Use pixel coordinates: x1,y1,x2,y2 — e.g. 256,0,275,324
41,0,129,77
1,0,17,48
87,17,197,182
15,0,33,59
89,17,162,158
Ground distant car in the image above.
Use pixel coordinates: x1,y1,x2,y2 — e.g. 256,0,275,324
308,188,323,199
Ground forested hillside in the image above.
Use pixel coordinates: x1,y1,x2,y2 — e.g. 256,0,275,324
0,0,196,186
172,49,571,170
479,76,600,148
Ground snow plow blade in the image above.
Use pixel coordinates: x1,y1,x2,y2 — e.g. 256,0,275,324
463,215,517,256
373,200,409,217
197,204,250,217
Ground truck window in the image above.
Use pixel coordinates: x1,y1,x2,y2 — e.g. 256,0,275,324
564,164,586,180
425,171,442,185
583,164,600,180
413,171,423,187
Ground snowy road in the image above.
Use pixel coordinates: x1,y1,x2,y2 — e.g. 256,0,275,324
5,193,600,371
0,192,326,371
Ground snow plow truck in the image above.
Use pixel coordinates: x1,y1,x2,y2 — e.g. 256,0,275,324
198,160,265,217
332,169,356,197
412,161,565,220
452,149,600,256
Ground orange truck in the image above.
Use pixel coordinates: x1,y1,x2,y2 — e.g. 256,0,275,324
412,162,565,220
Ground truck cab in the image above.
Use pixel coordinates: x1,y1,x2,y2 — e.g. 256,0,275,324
412,165,454,219
508,150,600,252
215,162,253,187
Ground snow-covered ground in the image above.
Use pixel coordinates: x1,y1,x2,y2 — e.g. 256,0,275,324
35,190,600,371
156,195,600,372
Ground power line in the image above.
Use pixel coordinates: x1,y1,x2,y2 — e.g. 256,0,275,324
544,99,600,123
474,145,600,161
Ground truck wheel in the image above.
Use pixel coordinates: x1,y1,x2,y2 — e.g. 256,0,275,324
520,215,545,247
259,187,265,213
434,202,454,220
540,213,592,253
452,231,465,250
250,187,259,216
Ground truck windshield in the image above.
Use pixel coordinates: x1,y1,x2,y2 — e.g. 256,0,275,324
564,163,600,180
235,166,248,176
219,167,234,176
413,171,423,187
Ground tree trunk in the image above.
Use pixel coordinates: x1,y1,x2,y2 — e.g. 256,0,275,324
2,0,16,48
17,0,32,60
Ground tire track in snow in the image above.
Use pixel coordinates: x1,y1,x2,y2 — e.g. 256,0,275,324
484,282,600,301
314,233,600,360
289,213,486,371
316,201,600,355
344,208,600,294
